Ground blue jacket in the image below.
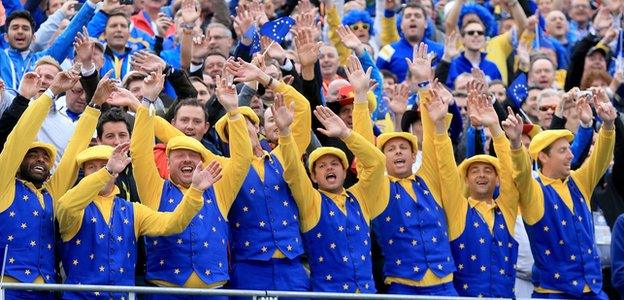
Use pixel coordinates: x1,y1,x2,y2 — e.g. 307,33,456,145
87,11,153,53
0,2,95,89
611,214,624,297
376,37,444,83
446,52,502,90
357,50,385,120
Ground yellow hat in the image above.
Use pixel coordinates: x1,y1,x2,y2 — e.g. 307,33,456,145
528,129,574,160
308,147,349,171
166,135,210,162
458,155,501,178
76,145,114,166
214,107,260,143
376,132,419,153
27,141,57,168
522,124,542,140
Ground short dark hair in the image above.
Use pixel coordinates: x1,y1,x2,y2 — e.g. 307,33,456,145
461,19,484,32
106,8,131,26
403,2,428,19
97,108,132,139
6,11,35,32
536,144,552,169
381,69,397,83
172,99,209,123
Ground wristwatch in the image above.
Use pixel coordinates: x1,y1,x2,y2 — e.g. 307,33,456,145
88,102,102,110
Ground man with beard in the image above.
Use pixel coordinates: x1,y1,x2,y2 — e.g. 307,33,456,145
430,85,521,297
512,88,617,299
376,3,444,82
0,67,110,299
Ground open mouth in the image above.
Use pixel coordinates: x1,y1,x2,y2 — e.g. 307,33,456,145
31,164,47,175
475,179,488,186
325,173,337,182
180,166,194,174
393,159,406,168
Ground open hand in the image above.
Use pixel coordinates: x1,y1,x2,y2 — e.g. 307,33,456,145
105,142,131,175
271,93,295,135
191,160,223,191
313,105,351,138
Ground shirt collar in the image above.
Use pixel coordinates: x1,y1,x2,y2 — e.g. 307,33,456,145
387,174,415,182
538,172,569,186
467,197,497,210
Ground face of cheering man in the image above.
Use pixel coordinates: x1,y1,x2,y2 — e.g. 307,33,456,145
311,154,347,194
34,63,61,96
538,138,574,179
319,46,339,80
465,162,499,201
172,104,209,141
461,22,486,52
383,137,417,179
18,148,52,188
104,14,131,53
6,16,34,51
529,58,555,89
168,149,203,188
400,5,427,43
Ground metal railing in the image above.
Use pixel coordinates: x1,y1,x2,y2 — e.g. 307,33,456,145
0,282,517,299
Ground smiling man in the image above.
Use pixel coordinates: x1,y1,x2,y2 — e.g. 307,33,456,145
512,88,616,299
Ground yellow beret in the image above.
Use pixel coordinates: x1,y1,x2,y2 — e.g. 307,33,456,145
308,147,349,171
458,155,501,178
214,107,260,143
27,142,57,168
76,145,114,166
166,135,210,162
528,129,574,160
377,132,419,153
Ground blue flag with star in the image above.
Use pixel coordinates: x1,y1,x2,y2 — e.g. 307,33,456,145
260,16,296,43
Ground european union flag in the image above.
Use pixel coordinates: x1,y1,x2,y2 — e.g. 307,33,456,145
259,16,296,44
507,73,528,109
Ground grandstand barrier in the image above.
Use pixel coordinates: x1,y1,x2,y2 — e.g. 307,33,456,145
0,282,525,299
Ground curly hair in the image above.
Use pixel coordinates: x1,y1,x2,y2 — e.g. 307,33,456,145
458,3,498,37
342,10,375,36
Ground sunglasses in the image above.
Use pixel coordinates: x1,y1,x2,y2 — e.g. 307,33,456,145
463,30,485,36
350,23,370,31
538,104,557,112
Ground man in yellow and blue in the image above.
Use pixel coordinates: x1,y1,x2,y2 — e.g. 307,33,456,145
151,59,312,295
354,44,458,295
512,88,617,299
57,143,221,299
429,89,520,297
278,97,386,293
129,71,252,299
0,68,104,300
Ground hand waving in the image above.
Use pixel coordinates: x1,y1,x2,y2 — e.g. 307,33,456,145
406,42,434,83
105,142,131,175
142,67,165,102
191,160,223,191
92,70,118,105
293,27,321,67
50,64,81,95
501,106,524,149
215,74,239,112
18,72,41,99
313,106,351,139
271,93,295,135
344,55,372,97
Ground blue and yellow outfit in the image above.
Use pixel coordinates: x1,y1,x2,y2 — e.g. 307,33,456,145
446,52,502,90
433,129,520,297
0,92,100,299
280,129,386,293
57,156,205,299
130,105,252,298
352,91,458,296
152,81,312,294
512,128,615,299
376,38,444,83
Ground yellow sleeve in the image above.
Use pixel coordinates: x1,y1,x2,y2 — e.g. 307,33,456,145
327,6,351,66
491,133,519,234
130,105,165,210
0,94,53,213
274,81,312,154
57,168,113,242
47,107,101,202
511,146,544,225
485,32,513,84
345,131,386,220
570,127,615,206
278,133,321,232
353,102,375,145
134,186,204,238
381,16,400,47
432,132,468,240
416,90,444,204
153,115,229,166
214,114,253,217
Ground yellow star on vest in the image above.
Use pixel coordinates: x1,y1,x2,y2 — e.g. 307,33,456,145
75,239,81,245
119,267,124,273
553,204,558,210
413,266,420,272
89,254,95,260
343,283,349,290
72,259,78,266
23,195,28,201
261,246,268,252
29,240,36,247
249,188,255,194
395,194,400,199
283,201,289,207
91,217,97,223
385,216,391,222
500,268,505,275
243,206,249,212
338,226,344,232
361,255,365,261
554,273,560,279
412,240,418,246
329,211,335,216
545,249,551,255
204,241,209,248
423,190,429,195
405,211,411,217
282,220,288,226
499,224,505,229
9,211,15,217
205,269,211,275
117,236,123,242
437,264,443,270
431,236,437,243
316,233,322,238
473,222,479,228
343,256,349,262
480,265,486,272
463,283,468,290
7,235,13,241
124,219,129,224
458,264,463,270
318,256,324,262
8,257,14,264
244,241,250,247
570,255,576,261
32,211,38,217
543,226,549,232
94,292,100,296
153,240,158,246
479,238,485,244
24,269,30,275
177,239,183,244
561,220,567,226
459,243,465,249
99,234,105,239
211,226,217,232
330,243,336,249
174,268,180,274
326,274,332,281
287,245,292,251
99,265,105,272
395,259,401,265
159,260,165,266
274,185,280,191
572,280,578,286
471,255,477,261
399,227,405,233
388,239,394,245
355,225,360,231
168,198,174,204
20,223,27,229
259,221,266,227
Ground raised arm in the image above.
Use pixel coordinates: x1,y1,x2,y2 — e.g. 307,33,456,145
379,0,400,46
571,89,617,204
428,86,468,240
211,74,253,216
48,74,117,201
345,54,375,144
136,160,221,237
43,0,97,63
274,95,321,232
0,69,80,213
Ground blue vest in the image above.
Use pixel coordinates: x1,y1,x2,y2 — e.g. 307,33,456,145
450,206,518,297
301,192,375,293
371,177,455,282
0,180,56,283
144,181,229,286
229,156,303,261
524,178,602,296
62,198,136,299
